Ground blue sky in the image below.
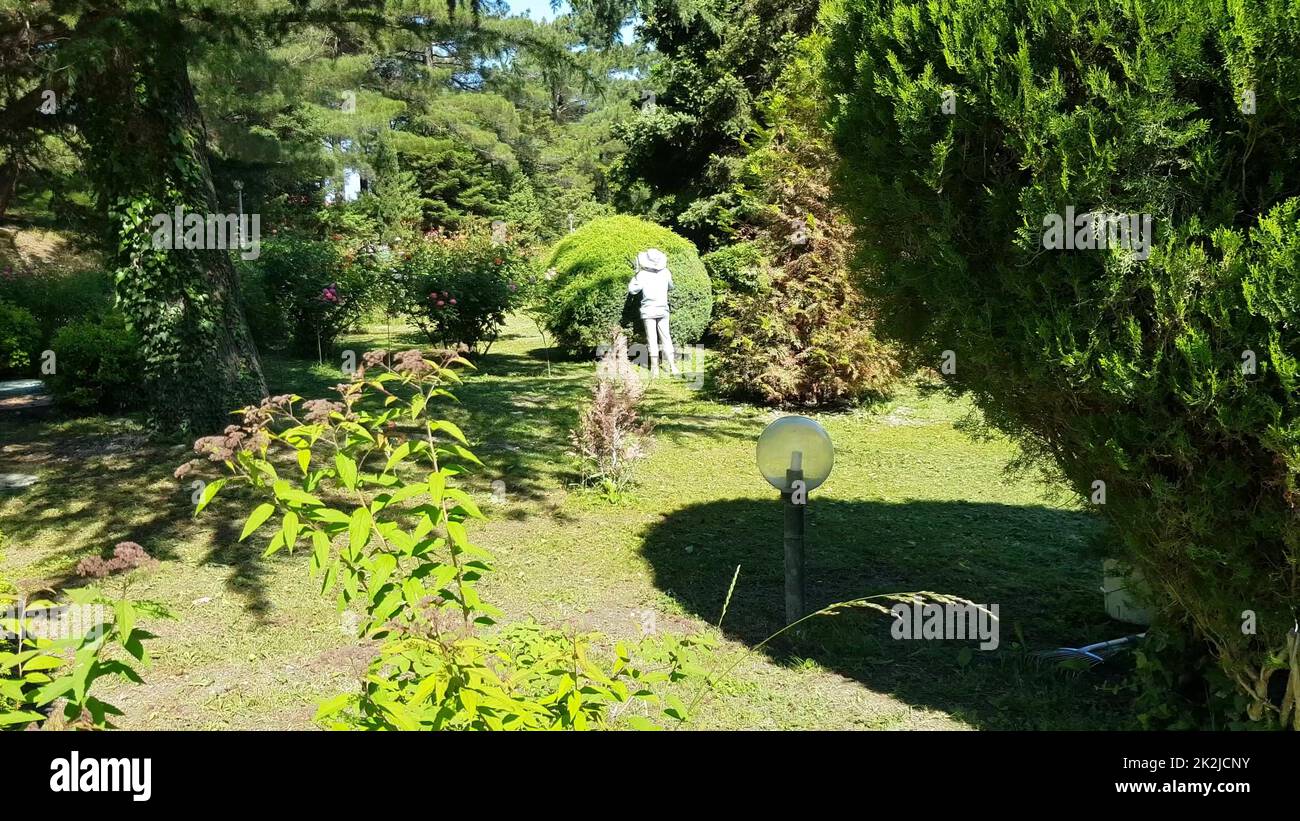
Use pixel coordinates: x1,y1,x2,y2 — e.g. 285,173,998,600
507,1,637,42
508,0,568,22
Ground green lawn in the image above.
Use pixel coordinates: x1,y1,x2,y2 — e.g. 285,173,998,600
0,313,1134,729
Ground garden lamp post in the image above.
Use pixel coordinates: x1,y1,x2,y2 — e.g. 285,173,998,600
756,416,834,624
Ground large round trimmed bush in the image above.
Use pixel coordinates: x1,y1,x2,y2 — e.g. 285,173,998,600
827,0,1300,726
543,216,712,352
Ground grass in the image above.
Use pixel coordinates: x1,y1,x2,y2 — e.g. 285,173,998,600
0,313,1136,729
0,221,101,271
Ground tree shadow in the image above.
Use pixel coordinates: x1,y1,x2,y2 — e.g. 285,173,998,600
196,502,277,619
640,497,1136,729
0,421,190,577
0,414,290,618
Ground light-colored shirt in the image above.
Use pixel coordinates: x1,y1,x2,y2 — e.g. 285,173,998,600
628,268,674,319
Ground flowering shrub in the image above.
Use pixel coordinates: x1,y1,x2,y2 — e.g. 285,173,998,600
390,230,528,354
241,235,372,356
1,532,160,730
188,348,710,729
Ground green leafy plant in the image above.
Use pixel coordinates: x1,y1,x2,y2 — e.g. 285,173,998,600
0,266,114,352
0,534,161,731
515,261,556,376
702,241,767,298
0,299,40,376
47,311,144,411
1108,623,1258,730
188,348,708,730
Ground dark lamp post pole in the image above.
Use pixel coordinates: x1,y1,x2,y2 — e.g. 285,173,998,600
783,462,806,624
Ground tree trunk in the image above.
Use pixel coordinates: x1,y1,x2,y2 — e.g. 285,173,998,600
76,21,266,434
0,158,18,219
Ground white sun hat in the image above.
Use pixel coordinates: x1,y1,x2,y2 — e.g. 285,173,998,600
636,248,668,272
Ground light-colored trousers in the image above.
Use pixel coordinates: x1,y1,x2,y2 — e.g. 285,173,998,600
643,315,678,373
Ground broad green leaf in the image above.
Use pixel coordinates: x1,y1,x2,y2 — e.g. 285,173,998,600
335,454,358,490
366,554,398,599
0,711,45,726
445,488,484,519
447,444,483,466
385,441,412,472
263,530,286,558
314,693,353,720
348,507,373,556
18,654,64,672
309,507,351,525
429,420,469,445
239,503,276,541
410,392,428,420
114,600,135,644
446,520,468,551
663,694,690,721
311,531,331,576
281,510,300,553
272,481,324,508
373,484,426,513
194,478,227,514
411,673,440,705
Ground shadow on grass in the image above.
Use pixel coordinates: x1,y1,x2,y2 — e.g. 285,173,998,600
0,414,295,619
640,497,1135,730
197,506,276,618
0,421,190,577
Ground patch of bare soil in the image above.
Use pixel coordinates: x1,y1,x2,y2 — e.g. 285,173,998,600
104,642,375,731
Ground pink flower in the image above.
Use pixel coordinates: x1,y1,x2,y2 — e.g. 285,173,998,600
450,298,457,305
436,300,445,307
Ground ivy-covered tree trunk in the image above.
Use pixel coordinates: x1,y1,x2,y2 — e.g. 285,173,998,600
76,23,266,434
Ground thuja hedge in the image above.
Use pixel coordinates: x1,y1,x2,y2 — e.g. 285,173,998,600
826,0,1300,725
543,216,713,352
